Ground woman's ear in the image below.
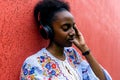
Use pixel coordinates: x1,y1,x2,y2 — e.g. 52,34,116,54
37,12,40,22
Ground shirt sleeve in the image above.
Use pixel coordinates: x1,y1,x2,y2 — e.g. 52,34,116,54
71,48,112,80
80,60,112,80
20,58,43,80
102,66,112,80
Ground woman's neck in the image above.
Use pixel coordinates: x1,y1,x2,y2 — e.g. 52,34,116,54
46,42,66,61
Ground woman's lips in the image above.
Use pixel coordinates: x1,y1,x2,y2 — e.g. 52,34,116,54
68,39,74,43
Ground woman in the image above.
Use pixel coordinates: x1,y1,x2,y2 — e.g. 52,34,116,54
20,0,112,80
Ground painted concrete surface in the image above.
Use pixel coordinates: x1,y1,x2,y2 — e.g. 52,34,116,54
0,0,120,79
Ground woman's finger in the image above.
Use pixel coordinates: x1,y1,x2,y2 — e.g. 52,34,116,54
73,25,81,36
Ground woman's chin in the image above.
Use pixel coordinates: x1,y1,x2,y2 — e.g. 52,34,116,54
65,43,73,47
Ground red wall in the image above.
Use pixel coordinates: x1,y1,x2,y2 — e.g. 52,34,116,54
0,0,120,80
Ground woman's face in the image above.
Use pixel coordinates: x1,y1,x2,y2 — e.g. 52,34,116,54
51,10,76,47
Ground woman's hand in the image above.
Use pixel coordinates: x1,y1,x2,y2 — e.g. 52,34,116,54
73,25,89,53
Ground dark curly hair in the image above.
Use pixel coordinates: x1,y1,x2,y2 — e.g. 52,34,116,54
34,0,70,26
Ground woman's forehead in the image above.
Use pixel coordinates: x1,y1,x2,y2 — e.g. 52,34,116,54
53,10,74,23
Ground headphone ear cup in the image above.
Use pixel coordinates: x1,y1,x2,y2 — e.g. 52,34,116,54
39,25,53,39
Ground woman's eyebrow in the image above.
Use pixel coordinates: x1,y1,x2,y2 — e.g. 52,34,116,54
62,22,75,26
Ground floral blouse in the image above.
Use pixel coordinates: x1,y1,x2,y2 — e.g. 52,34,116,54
20,47,112,80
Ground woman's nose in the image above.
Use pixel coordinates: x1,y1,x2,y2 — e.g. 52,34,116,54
69,27,75,36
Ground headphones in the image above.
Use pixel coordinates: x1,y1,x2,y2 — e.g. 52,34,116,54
39,23,54,39
37,12,53,39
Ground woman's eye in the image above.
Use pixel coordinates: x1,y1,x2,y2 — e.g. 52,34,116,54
62,24,71,31
62,26,69,31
